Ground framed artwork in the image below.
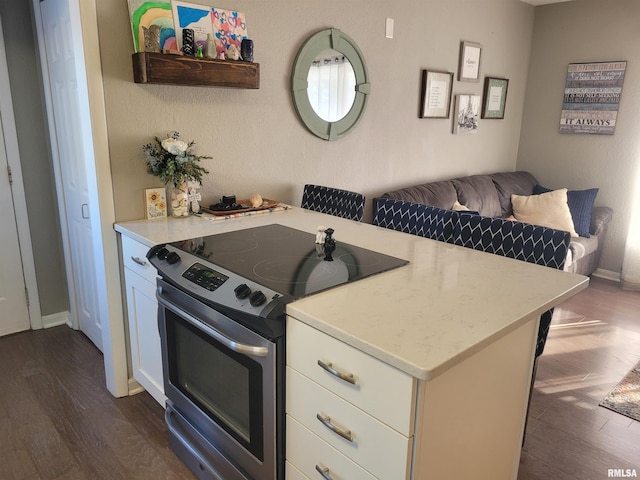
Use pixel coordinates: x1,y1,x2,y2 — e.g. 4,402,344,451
481,77,509,119
453,94,481,134
211,8,248,57
171,1,214,51
145,188,167,219
419,70,454,118
559,61,627,135
458,41,482,82
127,0,176,53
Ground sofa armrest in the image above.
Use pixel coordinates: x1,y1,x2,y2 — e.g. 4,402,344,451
590,206,613,236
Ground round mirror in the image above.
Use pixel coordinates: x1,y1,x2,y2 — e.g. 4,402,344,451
291,29,370,141
307,49,356,122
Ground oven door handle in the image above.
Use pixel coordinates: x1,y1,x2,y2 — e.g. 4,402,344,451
157,287,269,358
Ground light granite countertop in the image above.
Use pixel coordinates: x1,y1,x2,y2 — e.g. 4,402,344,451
115,207,588,381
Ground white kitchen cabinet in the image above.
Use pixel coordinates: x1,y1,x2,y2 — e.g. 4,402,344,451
287,315,540,480
121,234,165,406
286,318,414,479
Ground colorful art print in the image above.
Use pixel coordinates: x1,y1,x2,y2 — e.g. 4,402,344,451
560,61,627,135
145,188,167,219
127,1,177,52
171,1,214,50
211,8,248,56
454,94,480,135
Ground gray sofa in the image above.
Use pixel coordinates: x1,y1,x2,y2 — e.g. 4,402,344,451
380,171,613,276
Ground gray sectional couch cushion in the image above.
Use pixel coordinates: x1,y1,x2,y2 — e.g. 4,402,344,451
452,175,502,217
380,171,613,276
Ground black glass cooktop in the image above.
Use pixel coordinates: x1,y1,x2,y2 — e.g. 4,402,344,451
170,224,409,299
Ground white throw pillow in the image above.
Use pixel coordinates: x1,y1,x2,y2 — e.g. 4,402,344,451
511,189,578,237
452,200,471,211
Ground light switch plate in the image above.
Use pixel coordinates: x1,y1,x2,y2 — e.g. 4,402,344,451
385,18,394,39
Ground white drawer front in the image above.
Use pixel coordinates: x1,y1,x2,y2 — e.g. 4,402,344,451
286,318,415,435
287,416,378,480
122,235,157,284
287,368,410,480
286,461,309,480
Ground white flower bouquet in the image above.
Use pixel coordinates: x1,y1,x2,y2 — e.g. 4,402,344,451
142,131,210,187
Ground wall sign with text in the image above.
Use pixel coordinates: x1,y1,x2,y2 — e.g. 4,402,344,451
560,61,627,135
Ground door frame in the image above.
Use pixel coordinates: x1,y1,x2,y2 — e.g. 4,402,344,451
0,13,42,330
32,0,129,398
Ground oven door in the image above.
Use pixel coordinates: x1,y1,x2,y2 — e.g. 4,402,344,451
156,279,278,480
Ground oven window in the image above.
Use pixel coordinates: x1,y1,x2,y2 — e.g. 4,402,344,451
167,311,264,460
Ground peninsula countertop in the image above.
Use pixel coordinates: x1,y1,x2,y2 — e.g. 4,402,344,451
115,207,588,380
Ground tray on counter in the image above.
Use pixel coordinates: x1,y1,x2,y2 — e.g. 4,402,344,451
201,198,280,216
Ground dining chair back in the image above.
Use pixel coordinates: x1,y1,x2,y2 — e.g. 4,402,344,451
301,184,365,221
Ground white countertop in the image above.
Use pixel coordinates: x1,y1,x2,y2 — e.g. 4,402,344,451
115,208,588,380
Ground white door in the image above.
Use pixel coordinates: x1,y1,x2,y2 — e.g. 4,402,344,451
0,112,30,336
38,0,102,350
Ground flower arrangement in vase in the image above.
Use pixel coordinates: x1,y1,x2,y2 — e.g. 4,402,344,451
142,132,211,217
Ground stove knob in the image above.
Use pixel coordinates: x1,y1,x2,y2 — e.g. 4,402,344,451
249,290,267,307
156,247,169,259
234,284,252,299
166,251,181,265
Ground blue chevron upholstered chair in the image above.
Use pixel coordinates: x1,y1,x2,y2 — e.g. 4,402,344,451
451,213,571,358
301,184,366,221
372,197,456,242
451,213,571,442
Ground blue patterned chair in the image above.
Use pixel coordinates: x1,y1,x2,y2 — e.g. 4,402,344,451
301,184,365,221
374,197,572,439
372,197,456,242
450,213,571,441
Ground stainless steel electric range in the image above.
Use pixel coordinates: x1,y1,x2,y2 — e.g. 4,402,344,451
147,223,408,480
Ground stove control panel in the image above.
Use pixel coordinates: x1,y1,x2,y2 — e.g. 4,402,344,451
147,243,286,319
182,263,228,292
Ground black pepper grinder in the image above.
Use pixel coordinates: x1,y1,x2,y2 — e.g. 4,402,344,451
323,228,335,261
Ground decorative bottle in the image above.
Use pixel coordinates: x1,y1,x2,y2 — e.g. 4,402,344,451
205,34,216,59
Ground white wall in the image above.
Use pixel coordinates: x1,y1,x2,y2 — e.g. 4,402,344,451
517,0,640,273
98,0,535,223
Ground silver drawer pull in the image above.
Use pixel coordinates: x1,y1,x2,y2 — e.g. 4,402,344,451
316,414,353,442
317,360,356,385
315,465,334,480
131,256,147,266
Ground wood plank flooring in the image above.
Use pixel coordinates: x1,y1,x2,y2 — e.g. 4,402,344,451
518,277,640,480
0,324,196,480
0,277,637,479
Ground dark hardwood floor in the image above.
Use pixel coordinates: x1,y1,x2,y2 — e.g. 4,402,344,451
0,323,196,480
518,277,640,480
0,277,637,479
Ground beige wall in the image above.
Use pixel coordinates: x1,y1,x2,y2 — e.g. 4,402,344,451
99,0,534,223
517,0,640,273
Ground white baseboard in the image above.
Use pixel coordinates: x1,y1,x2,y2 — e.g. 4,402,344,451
592,268,620,283
41,311,71,329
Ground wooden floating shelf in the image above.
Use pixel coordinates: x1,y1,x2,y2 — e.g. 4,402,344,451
132,52,260,89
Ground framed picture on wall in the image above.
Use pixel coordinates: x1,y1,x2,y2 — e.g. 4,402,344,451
419,70,454,118
453,94,481,134
481,77,509,119
458,41,482,82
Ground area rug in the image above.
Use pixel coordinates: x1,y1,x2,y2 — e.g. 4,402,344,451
600,360,640,422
